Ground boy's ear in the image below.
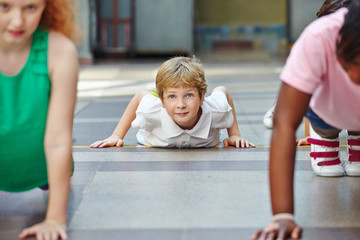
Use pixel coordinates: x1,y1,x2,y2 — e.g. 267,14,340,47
200,92,205,106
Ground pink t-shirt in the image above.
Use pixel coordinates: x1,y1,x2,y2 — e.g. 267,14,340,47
280,8,360,131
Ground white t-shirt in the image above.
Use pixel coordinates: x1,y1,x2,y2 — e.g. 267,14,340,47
280,8,360,131
131,91,233,148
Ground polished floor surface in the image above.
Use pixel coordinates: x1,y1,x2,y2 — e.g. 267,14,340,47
1,56,359,240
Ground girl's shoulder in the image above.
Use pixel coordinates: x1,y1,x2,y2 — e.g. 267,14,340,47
47,31,78,76
48,31,77,58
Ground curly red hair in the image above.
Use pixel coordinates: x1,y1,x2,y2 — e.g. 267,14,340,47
40,0,80,42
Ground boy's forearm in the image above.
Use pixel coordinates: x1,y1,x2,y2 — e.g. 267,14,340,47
213,86,241,136
227,117,240,137
224,88,241,137
112,91,147,139
112,108,137,139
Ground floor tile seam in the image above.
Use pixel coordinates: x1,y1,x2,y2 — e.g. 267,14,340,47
71,149,301,153
81,168,99,194
74,112,268,118
70,149,295,152
72,146,350,150
86,169,313,172
73,160,312,172
73,160,312,163
66,226,360,231
71,145,277,149
99,81,153,91
74,100,94,117
73,120,265,125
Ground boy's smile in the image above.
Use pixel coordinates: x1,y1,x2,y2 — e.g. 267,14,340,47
162,86,204,130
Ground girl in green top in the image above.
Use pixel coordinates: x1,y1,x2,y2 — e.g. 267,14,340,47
0,0,79,239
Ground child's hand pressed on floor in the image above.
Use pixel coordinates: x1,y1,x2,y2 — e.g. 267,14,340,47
90,135,124,148
296,137,309,146
18,219,67,240
223,135,255,148
251,219,302,240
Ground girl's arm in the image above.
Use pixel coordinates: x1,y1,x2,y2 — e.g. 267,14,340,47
213,86,255,148
19,32,78,240
252,82,311,240
90,90,150,148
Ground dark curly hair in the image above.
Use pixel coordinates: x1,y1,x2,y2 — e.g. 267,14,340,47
317,0,352,17
336,0,360,63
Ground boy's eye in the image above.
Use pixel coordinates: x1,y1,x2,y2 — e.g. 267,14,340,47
186,93,193,98
168,95,175,99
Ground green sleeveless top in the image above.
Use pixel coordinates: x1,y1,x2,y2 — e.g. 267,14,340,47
0,29,50,192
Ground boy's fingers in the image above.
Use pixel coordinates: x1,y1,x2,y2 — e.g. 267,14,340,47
99,141,111,148
241,139,246,148
116,140,123,147
90,141,100,148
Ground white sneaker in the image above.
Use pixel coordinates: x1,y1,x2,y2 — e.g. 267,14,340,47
344,134,360,176
308,124,344,177
263,104,275,129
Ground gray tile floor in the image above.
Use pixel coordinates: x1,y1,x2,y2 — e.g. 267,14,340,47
1,57,359,240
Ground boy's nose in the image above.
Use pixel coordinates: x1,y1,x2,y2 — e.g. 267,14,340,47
177,98,186,108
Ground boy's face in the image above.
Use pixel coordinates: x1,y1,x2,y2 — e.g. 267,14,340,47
162,86,204,130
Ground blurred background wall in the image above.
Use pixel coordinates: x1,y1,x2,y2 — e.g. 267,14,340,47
75,0,326,63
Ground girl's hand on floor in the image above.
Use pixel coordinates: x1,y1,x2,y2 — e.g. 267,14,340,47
18,219,67,240
296,137,309,146
251,219,302,240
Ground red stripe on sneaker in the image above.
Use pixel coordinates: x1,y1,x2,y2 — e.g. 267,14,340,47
317,158,341,166
310,151,338,158
349,155,360,162
348,139,360,146
307,138,339,147
349,148,360,155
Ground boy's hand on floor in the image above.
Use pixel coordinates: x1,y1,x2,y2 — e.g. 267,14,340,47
223,136,255,148
90,135,124,148
18,219,67,240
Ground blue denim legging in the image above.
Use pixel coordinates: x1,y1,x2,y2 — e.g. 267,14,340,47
305,108,336,130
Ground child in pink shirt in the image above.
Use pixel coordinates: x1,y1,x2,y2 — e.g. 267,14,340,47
253,0,360,239
281,6,360,178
